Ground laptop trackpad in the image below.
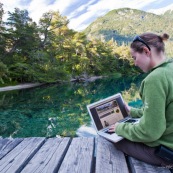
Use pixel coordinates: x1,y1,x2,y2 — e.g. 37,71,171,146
104,130,115,134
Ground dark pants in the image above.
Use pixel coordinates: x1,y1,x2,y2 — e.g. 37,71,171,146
114,139,173,167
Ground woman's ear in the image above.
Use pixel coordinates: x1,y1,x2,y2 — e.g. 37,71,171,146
143,47,151,56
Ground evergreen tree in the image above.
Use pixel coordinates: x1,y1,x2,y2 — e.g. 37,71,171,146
0,3,5,58
4,8,39,61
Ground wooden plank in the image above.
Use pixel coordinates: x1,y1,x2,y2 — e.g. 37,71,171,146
0,137,45,173
95,137,129,173
128,157,171,173
58,137,95,173
0,138,23,159
21,137,71,173
0,139,10,150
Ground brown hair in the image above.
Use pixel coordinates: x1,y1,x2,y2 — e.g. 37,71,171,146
130,33,169,53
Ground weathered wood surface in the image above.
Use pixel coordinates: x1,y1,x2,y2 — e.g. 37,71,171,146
96,137,129,173
0,137,45,173
0,137,94,173
0,136,172,173
128,157,171,173
58,137,94,173
21,137,71,173
0,138,23,159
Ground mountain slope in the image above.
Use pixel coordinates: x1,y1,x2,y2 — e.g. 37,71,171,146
84,8,173,44
163,9,173,20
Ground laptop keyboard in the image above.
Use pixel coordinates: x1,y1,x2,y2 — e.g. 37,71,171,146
103,118,139,135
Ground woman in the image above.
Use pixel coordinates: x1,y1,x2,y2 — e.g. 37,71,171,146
109,32,173,167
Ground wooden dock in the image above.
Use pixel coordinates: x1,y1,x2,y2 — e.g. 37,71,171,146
0,137,171,173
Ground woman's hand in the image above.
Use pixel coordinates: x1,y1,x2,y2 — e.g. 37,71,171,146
108,122,120,132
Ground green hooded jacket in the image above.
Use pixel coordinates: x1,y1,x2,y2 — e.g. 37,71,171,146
116,59,173,150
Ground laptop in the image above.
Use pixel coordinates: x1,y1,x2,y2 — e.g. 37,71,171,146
87,93,139,142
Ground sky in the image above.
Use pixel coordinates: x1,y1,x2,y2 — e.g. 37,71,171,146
1,0,173,31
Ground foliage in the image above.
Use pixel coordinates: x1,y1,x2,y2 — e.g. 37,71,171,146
1,6,165,84
0,61,9,84
0,3,3,24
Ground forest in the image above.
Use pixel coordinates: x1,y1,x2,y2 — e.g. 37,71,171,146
1,3,170,86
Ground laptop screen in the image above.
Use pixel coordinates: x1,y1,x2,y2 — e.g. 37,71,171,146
88,94,128,131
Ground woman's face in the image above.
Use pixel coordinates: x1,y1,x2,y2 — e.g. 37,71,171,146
130,48,151,72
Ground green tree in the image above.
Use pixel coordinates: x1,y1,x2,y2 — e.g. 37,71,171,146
0,61,8,84
0,3,3,24
0,3,5,59
1,8,42,82
31,11,71,82
38,11,69,50
4,8,40,62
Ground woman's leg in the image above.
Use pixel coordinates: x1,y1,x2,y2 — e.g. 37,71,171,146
114,139,172,167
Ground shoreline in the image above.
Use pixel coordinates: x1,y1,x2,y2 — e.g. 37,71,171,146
0,76,107,92
0,83,44,92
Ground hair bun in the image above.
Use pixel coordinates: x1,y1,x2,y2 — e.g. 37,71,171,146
161,33,169,41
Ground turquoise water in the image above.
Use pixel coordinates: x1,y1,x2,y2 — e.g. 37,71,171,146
0,76,143,138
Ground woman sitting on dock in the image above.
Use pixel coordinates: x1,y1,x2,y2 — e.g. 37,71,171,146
109,32,173,168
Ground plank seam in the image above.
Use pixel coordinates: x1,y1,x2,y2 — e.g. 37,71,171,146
53,137,72,173
16,138,47,173
127,157,136,173
0,138,24,160
90,138,96,173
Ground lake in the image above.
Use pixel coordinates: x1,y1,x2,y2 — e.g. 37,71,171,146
0,75,144,138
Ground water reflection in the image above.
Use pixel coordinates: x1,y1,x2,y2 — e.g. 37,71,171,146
0,75,144,138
